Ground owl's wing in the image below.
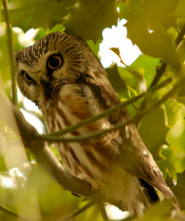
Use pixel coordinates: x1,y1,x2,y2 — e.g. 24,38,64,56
85,74,180,211
118,125,180,211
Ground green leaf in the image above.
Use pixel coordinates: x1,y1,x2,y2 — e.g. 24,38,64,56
2,0,76,31
163,102,185,173
33,25,66,42
134,200,179,221
176,0,185,19
117,1,129,20
157,100,185,179
164,99,184,128
0,25,22,83
106,65,128,100
138,105,169,160
173,74,185,105
33,28,47,42
87,39,101,57
0,25,11,83
30,165,79,218
143,0,178,29
127,0,178,29
125,0,181,69
118,66,146,94
126,20,180,69
107,65,141,118
130,55,160,87
64,0,119,41
173,171,185,210
177,39,185,65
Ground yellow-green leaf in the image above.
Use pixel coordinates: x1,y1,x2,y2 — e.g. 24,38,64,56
64,0,119,41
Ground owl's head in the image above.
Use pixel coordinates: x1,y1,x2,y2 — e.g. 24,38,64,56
15,32,105,107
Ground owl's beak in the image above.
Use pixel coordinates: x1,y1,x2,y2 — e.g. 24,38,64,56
41,80,54,98
42,80,61,98
51,80,61,87
42,80,51,93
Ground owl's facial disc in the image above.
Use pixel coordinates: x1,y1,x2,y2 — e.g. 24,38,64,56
16,54,65,107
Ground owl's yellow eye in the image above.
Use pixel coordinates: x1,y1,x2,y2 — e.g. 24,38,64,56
47,55,62,70
23,72,33,84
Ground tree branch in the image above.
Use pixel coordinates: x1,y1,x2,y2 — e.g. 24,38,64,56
57,200,95,221
13,113,100,198
2,0,17,106
0,204,31,221
99,202,109,221
0,88,100,199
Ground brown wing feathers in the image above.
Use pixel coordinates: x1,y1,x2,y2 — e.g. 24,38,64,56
85,74,180,211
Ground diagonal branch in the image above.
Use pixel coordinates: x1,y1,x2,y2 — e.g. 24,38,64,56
40,77,173,139
57,200,95,221
0,204,31,221
98,202,110,221
0,88,100,199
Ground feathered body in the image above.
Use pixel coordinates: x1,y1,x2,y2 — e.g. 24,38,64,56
15,32,179,215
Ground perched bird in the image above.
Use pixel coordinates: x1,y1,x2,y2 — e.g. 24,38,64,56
15,32,179,216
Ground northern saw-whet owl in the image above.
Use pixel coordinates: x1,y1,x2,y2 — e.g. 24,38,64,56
15,32,179,216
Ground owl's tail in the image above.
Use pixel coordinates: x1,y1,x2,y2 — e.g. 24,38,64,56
109,177,160,216
139,178,159,205
139,178,180,215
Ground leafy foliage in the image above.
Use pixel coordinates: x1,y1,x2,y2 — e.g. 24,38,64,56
125,0,181,69
0,0,185,220
2,0,76,32
64,0,119,41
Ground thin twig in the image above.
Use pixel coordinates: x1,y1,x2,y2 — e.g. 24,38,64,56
176,24,185,46
98,202,109,221
57,200,95,221
39,77,172,140
138,61,167,115
0,204,32,221
2,0,17,106
36,77,179,144
150,61,168,89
